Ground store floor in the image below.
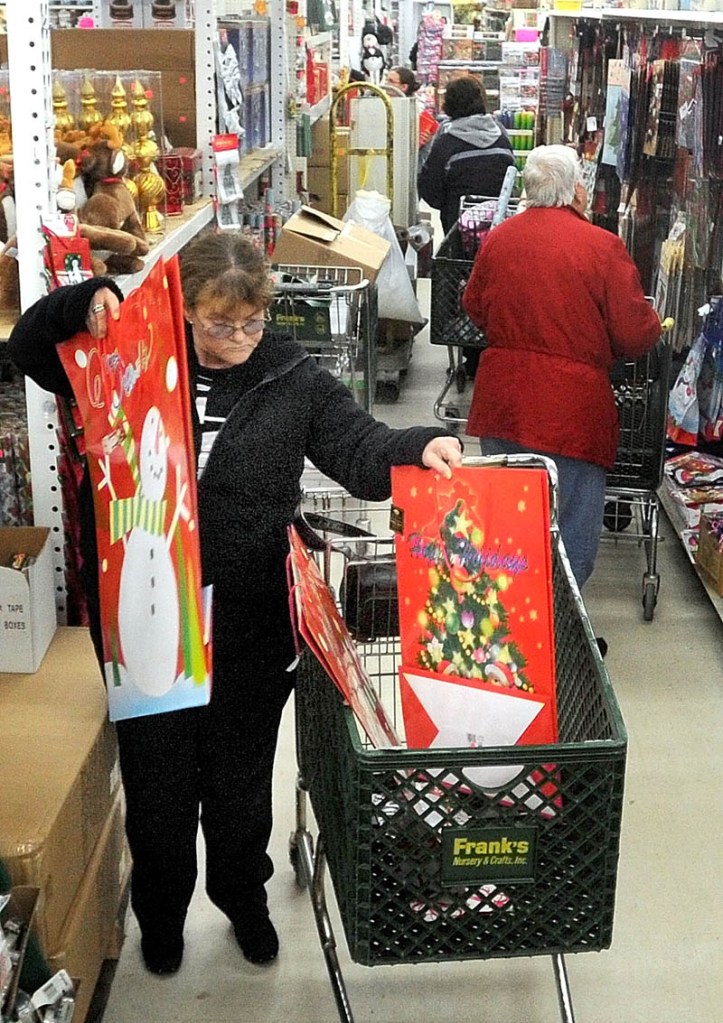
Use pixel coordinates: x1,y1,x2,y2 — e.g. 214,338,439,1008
98,281,723,1023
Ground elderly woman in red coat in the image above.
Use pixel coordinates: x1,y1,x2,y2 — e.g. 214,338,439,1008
463,144,661,589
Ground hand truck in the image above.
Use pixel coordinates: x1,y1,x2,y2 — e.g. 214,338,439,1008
289,456,627,1023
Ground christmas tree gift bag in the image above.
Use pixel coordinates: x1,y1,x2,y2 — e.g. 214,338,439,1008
391,464,558,791
57,257,212,721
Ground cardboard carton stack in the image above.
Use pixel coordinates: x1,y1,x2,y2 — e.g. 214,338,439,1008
0,628,129,1023
306,115,350,217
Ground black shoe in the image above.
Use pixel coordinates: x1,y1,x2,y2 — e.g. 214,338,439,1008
233,915,279,964
596,636,608,659
140,934,184,975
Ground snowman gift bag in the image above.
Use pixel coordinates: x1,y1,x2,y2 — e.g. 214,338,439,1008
58,257,212,721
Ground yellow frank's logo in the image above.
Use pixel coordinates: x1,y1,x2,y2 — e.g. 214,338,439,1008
442,827,537,882
452,836,529,856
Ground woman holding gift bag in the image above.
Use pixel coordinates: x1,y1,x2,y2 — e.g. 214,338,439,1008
8,232,462,977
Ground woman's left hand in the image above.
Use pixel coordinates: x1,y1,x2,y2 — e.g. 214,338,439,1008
421,436,463,479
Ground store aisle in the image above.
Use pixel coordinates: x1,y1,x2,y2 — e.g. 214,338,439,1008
99,284,723,1023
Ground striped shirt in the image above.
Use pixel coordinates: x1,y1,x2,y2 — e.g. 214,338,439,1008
195,371,222,477
195,365,251,478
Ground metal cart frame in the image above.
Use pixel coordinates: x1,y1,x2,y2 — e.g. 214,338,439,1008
290,457,627,1023
430,190,520,430
272,264,377,413
602,330,673,620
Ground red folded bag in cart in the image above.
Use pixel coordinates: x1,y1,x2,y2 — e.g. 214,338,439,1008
287,525,400,748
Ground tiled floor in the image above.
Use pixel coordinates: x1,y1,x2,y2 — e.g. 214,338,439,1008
99,281,723,1023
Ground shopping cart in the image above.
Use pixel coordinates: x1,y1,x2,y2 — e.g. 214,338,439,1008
271,264,377,413
290,456,627,1023
430,185,520,430
602,324,673,620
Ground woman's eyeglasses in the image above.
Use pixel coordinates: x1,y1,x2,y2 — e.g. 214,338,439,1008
196,311,271,341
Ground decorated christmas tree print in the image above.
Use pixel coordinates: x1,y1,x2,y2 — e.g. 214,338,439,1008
416,499,533,692
392,465,558,754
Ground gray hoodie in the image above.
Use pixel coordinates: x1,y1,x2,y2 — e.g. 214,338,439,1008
442,113,504,149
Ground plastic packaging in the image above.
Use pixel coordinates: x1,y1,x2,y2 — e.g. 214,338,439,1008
343,191,424,324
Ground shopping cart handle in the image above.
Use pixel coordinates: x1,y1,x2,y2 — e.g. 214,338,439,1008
293,507,375,551
275,281,335,294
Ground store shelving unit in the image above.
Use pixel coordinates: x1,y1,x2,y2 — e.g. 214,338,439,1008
549,6,723,26
304,31,333,125
659,483,723,623
546,4,723,626
547,5,723,45
5,0,291,616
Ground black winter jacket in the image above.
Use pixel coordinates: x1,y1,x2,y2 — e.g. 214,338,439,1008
9,277,451,619
418,115,515,235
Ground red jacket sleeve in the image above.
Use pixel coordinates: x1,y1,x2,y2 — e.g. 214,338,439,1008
601,235,661,359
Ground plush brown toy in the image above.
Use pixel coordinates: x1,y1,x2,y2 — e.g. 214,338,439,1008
0,160,19,314
0,239,20,316
56,158,148,277
76,123,149,274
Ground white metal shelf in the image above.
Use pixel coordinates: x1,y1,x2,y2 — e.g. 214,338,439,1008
7,0,293,623
239,143,285,189
112,199,215,294
305,93,331,126
6,1,220,621
306,31,333,48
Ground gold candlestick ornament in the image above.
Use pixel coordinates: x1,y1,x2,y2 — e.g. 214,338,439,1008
79,76,103,135
131,81,165,233
53,78,76,138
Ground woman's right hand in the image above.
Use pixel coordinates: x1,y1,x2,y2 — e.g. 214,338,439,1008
85,286,121,338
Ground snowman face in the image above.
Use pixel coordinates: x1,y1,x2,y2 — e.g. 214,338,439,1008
139,407,168,500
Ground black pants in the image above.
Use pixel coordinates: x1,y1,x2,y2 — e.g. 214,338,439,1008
114,593,296,939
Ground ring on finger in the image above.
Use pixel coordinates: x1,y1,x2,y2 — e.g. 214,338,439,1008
91,303,105,314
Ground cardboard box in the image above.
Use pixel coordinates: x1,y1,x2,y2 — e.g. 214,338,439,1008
0,628,121,955
696,514,723,595
48,791,130,1023
307,159,349,196
49,29,196,148
96,0,145,28
306,162,349,216
309,117,349,168
307,189,349,218
272,206,390,281
0,527,56,673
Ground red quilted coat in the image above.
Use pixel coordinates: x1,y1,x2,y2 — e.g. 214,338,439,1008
462,205,661,469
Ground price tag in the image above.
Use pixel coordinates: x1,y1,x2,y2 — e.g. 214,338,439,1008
586,116,598,132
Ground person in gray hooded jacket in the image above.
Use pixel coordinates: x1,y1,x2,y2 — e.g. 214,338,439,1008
418,75,514,235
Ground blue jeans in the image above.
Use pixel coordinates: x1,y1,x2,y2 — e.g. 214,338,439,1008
478,438,607,588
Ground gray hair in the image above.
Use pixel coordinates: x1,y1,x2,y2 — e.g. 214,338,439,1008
522,145,583,208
